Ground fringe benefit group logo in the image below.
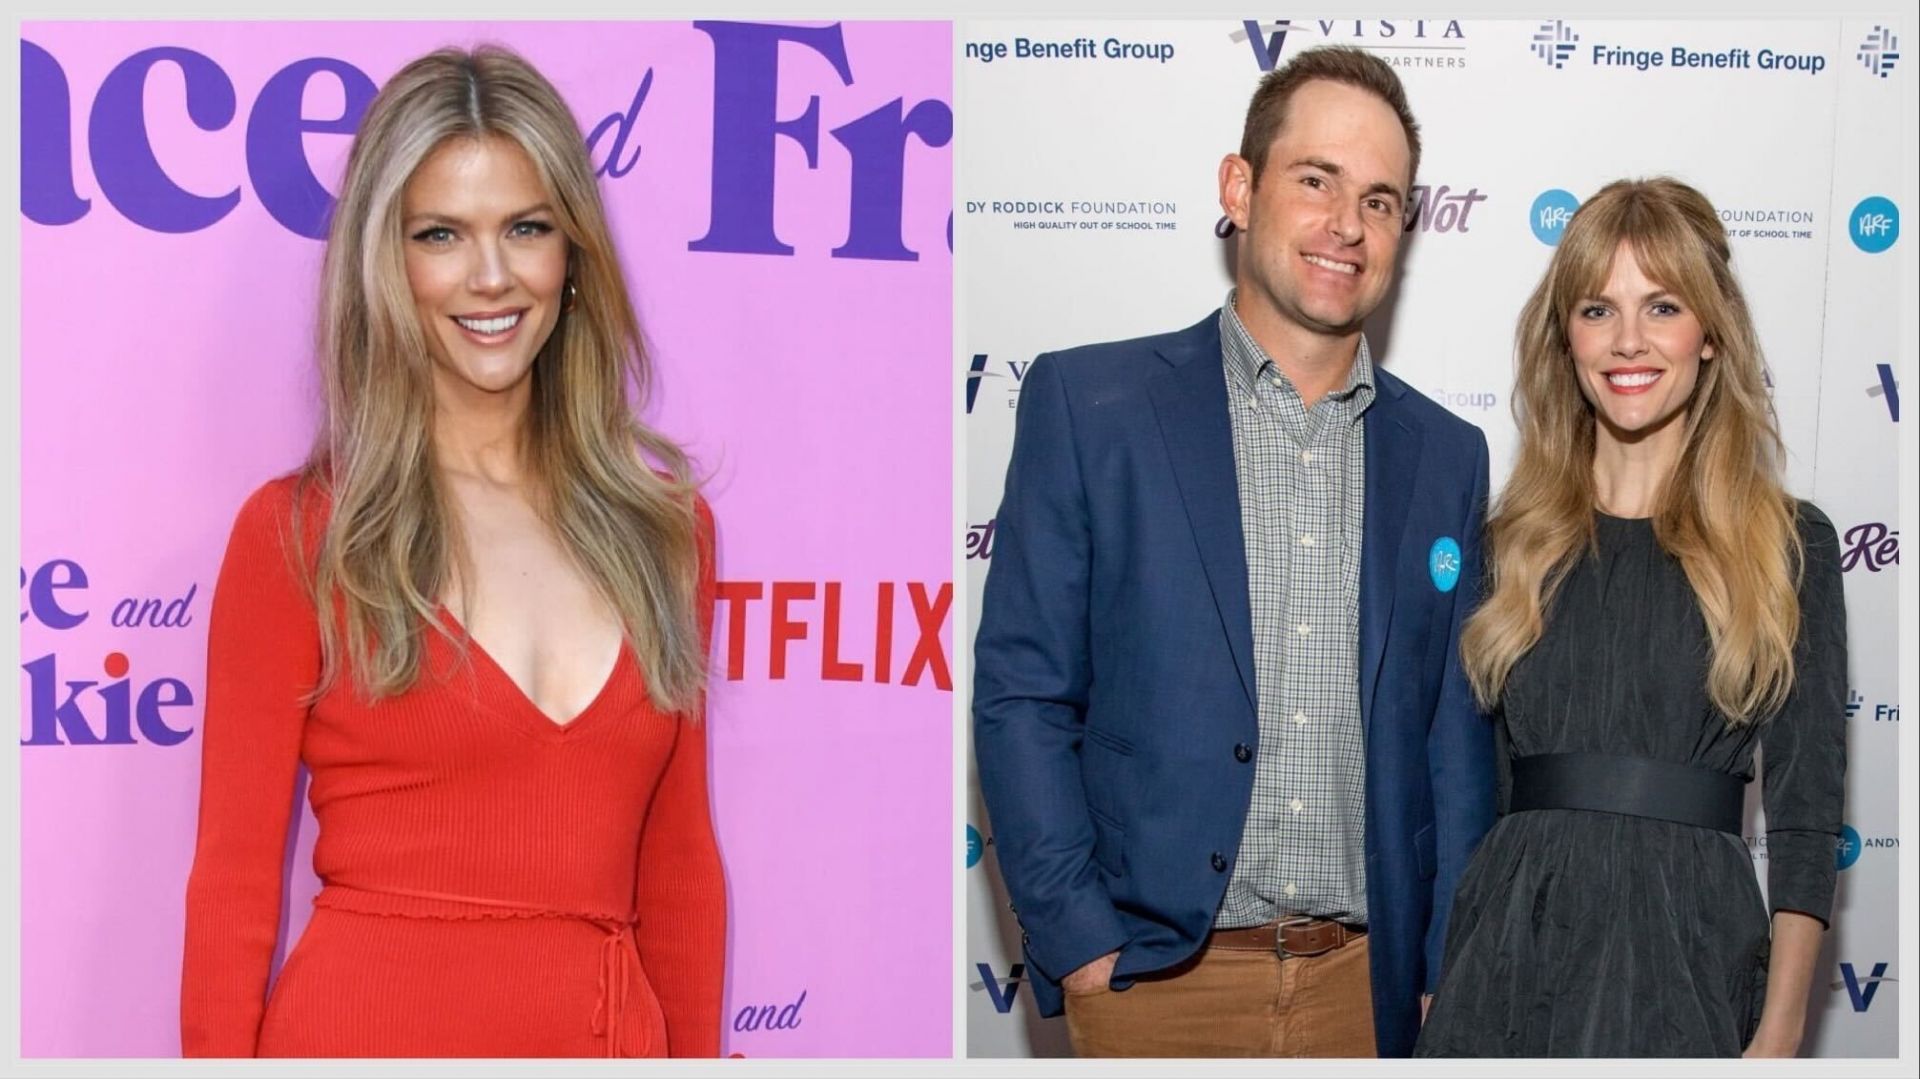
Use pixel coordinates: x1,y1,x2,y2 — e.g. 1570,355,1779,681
1857,26,1899,78
1528,22,1827,75
1530,21,1579,69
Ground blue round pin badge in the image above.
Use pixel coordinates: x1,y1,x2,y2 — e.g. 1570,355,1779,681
1429,537,1462,593
966,824,984,868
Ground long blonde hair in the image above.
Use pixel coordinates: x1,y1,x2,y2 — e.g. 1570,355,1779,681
1462,177,1802,724
298,45,705,715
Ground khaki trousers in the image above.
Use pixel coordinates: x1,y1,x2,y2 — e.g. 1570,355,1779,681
1063,932,1377,1058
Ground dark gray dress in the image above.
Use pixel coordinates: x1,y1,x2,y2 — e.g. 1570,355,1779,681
1415,505,1847,1057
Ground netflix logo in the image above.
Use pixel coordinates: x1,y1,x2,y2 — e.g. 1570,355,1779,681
714,581,952,690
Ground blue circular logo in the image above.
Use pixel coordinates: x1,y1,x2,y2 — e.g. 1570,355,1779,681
1837,823,1862,870
1850,196,1899,253
966,824,983,868
1428,537,1463,593
1530,189,1580,246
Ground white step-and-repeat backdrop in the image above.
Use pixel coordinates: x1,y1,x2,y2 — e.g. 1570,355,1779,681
961,17,1907,1058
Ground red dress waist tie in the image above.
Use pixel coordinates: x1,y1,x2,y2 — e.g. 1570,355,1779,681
313,883,642,1057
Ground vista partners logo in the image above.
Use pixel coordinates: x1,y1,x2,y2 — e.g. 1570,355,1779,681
965,354,1033,413
972,962,1029,1013
1530,189,1580,246
1233,18,1467,71
1531,21,1579,69
1835,962,1895,1012
1869,362,1899,422
1233,19,1297,70
1858,26,1900,78
1850,197,1899,254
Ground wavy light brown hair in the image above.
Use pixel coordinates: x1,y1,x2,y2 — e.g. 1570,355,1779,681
297,45,705,715
1462,177,1802,725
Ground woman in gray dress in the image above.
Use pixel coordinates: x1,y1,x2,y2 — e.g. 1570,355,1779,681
1415,177,1846,1058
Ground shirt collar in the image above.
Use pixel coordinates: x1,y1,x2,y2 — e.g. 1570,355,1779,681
1220,290,1377,412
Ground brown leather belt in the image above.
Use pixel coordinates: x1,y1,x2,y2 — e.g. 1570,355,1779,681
1209,916,1366,958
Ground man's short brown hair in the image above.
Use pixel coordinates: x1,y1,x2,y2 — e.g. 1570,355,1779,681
1239,46,1421,188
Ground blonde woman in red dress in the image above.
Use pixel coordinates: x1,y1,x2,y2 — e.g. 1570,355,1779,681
181,46,724,1058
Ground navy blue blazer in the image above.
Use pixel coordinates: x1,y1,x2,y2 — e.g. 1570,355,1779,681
973,313,1497,1057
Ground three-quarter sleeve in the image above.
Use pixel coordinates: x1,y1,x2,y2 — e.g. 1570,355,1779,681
180,479,321,1056
1758,502,1849,926
630,495,727,1056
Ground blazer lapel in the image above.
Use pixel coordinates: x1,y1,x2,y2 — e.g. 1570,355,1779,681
1149,317,1257,715
1359,373,1423,739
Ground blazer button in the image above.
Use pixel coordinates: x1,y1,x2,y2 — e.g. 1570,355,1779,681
1211,851,1228,872
1233,743,1253,763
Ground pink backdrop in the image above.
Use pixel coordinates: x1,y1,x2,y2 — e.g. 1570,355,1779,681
19,21,952,1058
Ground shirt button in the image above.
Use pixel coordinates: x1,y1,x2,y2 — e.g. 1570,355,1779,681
1300,534,1315,546
1300,450,1313,464
1290,798,1305,814
1285,882,1298,898
1234,743,1254,763
1294,711,1308,726
1211,852,1228,873
1296,623,1312,637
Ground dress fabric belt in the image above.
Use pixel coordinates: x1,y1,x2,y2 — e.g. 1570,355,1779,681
1508,752,1746,835
314,883,642,1057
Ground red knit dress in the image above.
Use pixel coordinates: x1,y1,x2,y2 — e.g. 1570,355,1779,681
180,476,726,1058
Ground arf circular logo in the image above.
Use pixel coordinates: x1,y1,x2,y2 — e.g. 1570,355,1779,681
1837,823,1862,870
1850,196,1898,253
966,824,984,868
1531,189,1580,246
1428,537,1463,593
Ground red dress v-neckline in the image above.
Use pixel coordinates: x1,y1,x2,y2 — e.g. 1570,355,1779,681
433,604,626,737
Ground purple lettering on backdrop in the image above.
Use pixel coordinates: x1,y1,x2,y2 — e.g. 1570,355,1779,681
690,20,853,256
89,46,241,233
20,40,92,226
246,57,377,239
828,97,951,261
23,559,89,629
20,656,197,746
21,654,116,745
137,678,196,745
1839,523,1900,573
587,69,654,179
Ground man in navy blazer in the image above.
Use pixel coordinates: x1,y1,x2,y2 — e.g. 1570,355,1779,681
973,48,1496,1057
